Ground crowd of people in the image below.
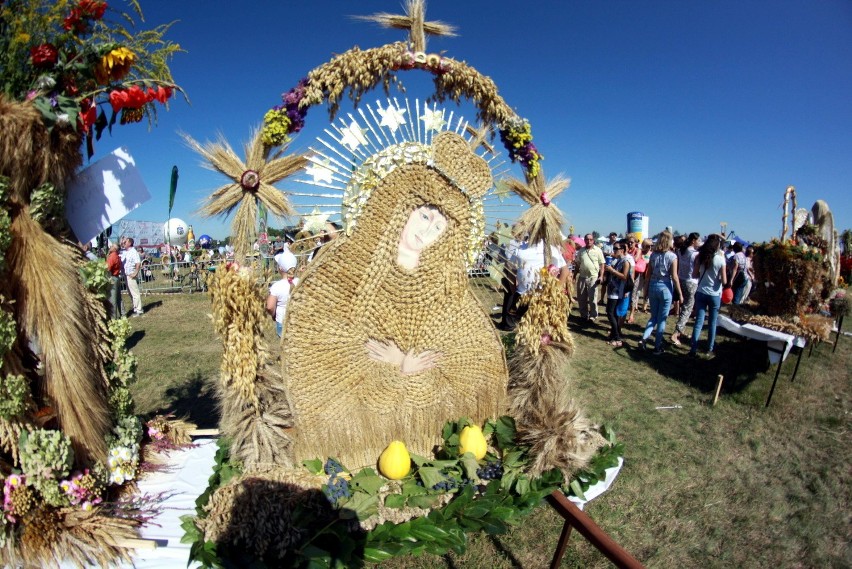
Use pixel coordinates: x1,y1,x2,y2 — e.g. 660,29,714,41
85,221,757,354
494,228,756,358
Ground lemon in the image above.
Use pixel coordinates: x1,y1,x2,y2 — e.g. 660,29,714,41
459,425,488,460
378,440,411,480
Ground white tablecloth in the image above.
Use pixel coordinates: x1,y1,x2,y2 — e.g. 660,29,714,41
717,315,806,364
120,441,621,567
124,439,218,568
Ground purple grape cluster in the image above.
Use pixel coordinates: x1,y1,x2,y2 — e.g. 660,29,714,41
476,460,503,480
431,477,458,492
324,458,344,476
322,458,350,504
323,476,351,504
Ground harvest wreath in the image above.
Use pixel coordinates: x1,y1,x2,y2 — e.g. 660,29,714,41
181,417,623,567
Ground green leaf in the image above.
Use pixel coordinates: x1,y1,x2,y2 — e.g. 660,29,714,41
479,518,509,535
418,466,445,489
343,492,378,521
460,454,480,480
569,479,587,500
349,470,384,495
515,476,531,496
427,459,459,470
302,458,324,475
441,421,454,442
179,514,200,543
442,484,474,518
500,469,518,491
461,504,491,518
363,547,395,563
409,494,440,509
301,543,332,560
400,479,428,498
384,494,406,509
410,453,429,467
488,506,515,520
502,450,525,468
493,415,517,448
409,523,451,542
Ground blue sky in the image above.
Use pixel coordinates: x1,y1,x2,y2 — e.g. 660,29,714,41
99,0,852,242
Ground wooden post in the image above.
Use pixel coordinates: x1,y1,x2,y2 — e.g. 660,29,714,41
712,375,724,406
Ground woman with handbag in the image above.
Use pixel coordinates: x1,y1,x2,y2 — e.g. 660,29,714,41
689,234,728,357
603,242,632,347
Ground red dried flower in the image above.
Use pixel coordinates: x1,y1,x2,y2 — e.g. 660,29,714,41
79,0,107,20
63,9,84,32
30,44,59,69
109,89,128,112
79,103,97,134
147,85,172,104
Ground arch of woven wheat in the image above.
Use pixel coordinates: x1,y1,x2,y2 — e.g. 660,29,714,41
262,41,539,180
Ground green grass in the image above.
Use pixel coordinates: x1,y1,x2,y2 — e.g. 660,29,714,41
127,292,852,568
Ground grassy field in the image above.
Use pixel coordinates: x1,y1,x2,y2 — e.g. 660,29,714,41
126,291,851,568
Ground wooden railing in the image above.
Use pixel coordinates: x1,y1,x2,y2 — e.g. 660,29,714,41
547,491,644,568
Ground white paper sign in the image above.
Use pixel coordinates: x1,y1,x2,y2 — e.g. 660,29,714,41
65,147,151,244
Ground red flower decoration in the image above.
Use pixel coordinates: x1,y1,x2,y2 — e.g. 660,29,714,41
109,89,128,112
63,9,84,32
147,85,173,104
30,44,59,69
79,103,97,135
79,0,107,20
540,192,551,206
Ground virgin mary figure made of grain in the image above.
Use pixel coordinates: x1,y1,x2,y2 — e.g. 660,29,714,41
283,131,509,468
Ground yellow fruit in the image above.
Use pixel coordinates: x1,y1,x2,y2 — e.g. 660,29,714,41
459,425,488,460
378,440,411,480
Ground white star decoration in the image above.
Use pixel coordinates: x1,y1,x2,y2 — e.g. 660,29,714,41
494,179,511,203
303,208,330,234
339,119,369,151
377,104,407,133
419,108,446,132
305,158,335,184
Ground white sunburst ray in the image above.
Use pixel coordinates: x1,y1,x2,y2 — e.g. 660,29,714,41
452,114,466,136
402,97,418,143
315,135,361,172
306,145,358,182
329,116,373,162
365,101,396,148
357,106,390,152
300,155,351,189
328,119,370,162
414,98,423,144
290,182,346,194
346,111,382,157
390,97,414,144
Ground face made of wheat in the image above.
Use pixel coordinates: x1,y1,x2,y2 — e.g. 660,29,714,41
397,205,447,270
